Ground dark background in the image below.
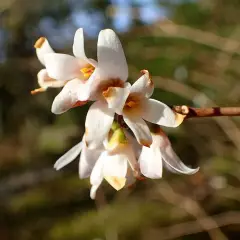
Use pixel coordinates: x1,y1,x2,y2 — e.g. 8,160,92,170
0,0,239,239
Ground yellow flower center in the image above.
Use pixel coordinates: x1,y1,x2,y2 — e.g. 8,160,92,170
98,79,124,98
123,94,141,111
80,64,95,79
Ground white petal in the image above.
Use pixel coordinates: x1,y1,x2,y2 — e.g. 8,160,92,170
131,70,154,98
76,83,91,102
90,184,100,199
97,29,128,82
79,139,103,179
85,101,114,149
80,68,99,101
124,130,142,159
104,82,131,114
123,114,152,147
54,142,82,170
157,134,199,175
78,68,104,102
90,152,105,186
142,99,177,127
73,28,87,60
103,150,128,190
125,167,136,188
72,29,98,67
37,69,66,89
139,146,163,179
35,37,54,66
90,153,105,200
44,53,81,81
122,143,138,173
103,151,128,178
87,58,98,67
51,79,87,114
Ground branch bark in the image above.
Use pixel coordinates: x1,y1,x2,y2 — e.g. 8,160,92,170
172,106,240,118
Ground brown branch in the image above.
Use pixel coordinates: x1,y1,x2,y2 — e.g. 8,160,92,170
172,106,240,118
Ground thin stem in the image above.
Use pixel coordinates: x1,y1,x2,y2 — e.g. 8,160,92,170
172,106,240,118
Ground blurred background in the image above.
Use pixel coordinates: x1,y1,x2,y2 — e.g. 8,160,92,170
0,0,240,239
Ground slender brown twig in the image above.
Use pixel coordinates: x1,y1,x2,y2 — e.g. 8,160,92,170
172,106,240,118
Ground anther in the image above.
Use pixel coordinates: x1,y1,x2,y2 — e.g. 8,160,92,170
31,87,46,95
34,37,46,49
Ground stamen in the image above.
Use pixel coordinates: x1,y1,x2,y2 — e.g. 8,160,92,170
99,79,124,95
102,87,114,98
71,100,88,108
80,64,95,79
123,94,141,111
34,37,46,49
31,87,46,95
126,100,138,108
140,139,152,148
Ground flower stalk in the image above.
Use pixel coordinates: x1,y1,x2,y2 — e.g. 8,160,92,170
172,106,240,118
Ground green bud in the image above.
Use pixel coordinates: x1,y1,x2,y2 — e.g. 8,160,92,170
111,121,120,131
108,128,127,146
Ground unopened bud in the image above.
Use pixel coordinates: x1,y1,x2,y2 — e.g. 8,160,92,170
108,128,127,149
111,121,120,131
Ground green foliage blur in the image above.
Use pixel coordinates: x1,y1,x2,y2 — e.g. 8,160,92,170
0,0,239,239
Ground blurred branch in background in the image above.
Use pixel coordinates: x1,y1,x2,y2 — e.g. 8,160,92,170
145,211,240,240
154,182,228,240
154,21,240,55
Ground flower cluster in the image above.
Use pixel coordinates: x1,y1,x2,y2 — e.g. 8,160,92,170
33,28,199,199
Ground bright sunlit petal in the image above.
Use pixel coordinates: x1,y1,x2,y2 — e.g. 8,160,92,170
85,101,114,149
73,28,87,60
123,114,152,147
97,29,128,82
79,139,103,179
44,53,81,81
90,152,105,186
130,70,154,98
104,82,131,114
142,99,177,127
35,37,54,66
51,79,87,114
139,145,163,179
159,134,199,174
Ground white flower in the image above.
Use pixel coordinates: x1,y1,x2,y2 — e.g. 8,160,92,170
54,134,103,179
90,126,138,199
122,70,185,147
139,126,199,179
31,37,66,94
85,29,131,148
41,29,97,114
